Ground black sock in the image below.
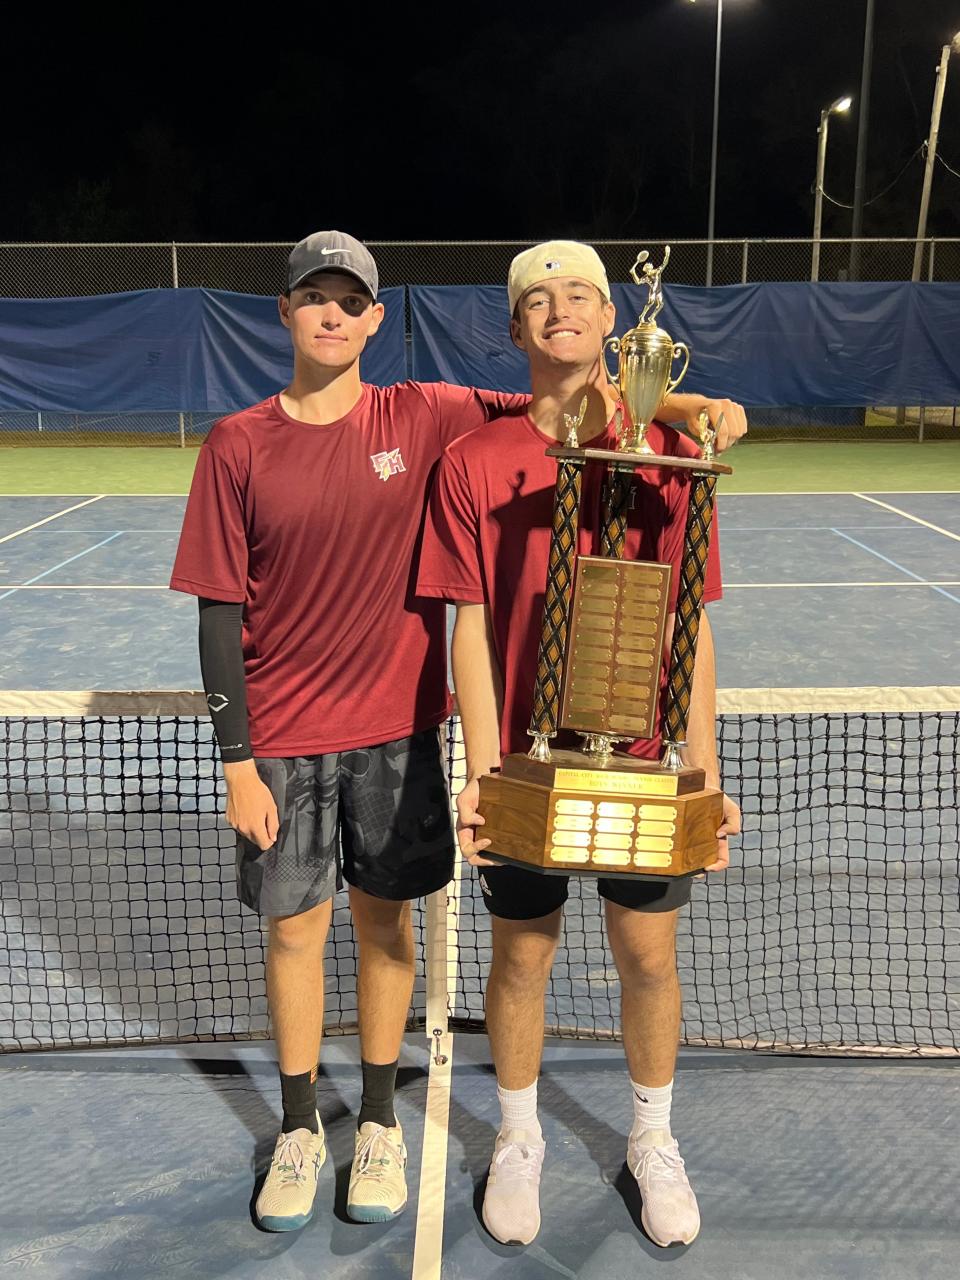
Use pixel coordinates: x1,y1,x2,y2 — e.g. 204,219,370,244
358,1059,398,1130
279,1065,319,1134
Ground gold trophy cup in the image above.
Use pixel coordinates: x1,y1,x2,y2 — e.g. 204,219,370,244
604,248,691,454
478,247,730,880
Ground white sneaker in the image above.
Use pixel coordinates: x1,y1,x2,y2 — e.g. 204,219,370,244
347,1121,408,1222
255,1114,326,1232
627,1127,701,1247
482,1128,546,1245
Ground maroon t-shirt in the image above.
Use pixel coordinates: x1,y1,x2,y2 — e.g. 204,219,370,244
416,413,723,760
170,382,525,756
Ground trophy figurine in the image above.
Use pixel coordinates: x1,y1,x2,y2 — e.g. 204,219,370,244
477,248,731,880
604,247,691,455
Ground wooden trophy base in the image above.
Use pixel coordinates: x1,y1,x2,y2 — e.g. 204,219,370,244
477,749,722,879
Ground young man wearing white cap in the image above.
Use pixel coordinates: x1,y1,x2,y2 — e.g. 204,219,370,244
418,240,741,1248
171,231,744,1236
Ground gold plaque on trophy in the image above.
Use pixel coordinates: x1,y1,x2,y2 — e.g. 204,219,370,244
560,557,671,741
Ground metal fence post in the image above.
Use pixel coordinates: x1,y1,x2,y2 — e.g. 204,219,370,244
741,240,749,284
172,243,186,449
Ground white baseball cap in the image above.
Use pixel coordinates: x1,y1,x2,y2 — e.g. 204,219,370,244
507,240,611,315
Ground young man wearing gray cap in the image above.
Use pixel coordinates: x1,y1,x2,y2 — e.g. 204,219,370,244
171,230,534,1230
171,231,744,1236
418,240,741,1249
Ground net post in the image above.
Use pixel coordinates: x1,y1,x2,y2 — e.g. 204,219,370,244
424,887,449,1062
172,245,184,448
425,714,467,1064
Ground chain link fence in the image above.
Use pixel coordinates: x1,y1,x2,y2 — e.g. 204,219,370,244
2,238,959,295
1,239,958,445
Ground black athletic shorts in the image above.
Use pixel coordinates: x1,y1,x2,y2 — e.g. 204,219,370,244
475,862,692,920
236,727,455,917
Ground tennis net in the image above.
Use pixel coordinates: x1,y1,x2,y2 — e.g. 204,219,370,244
1,689,957,1057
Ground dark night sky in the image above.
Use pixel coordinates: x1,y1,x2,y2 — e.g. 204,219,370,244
4,0,960,243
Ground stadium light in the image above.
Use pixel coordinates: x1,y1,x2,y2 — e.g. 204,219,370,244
811,95,855,281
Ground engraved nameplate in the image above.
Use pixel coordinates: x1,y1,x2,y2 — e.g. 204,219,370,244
560,557,671,739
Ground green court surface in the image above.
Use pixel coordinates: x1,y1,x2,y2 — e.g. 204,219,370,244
1,440,958,496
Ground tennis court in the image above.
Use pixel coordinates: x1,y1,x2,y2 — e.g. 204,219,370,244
1,461,959,1278
1,483,958,688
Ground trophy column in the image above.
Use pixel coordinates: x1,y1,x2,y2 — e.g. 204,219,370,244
662,471,719,769
599,467,633,559
528,458,585,761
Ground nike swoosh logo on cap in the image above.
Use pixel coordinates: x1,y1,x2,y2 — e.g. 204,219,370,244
321,247,350,255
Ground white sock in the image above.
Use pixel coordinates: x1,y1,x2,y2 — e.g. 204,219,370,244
497,1080,541,1138
631,1079,673,1137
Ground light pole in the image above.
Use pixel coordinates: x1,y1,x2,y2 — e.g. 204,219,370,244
706,0,723,286
687,0,725,287
811,96,853,282
849,0,876,281
912,32,960,282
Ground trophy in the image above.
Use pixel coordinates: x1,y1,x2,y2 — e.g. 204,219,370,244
477,248,731,880
603,247,690,455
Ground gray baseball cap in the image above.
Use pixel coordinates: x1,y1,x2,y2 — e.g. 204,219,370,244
286,230,379,299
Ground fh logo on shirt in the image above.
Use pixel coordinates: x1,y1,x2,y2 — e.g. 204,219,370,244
370,448,406,482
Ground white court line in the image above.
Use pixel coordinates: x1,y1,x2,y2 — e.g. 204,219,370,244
26,528,181,534
0,495,105,545
724,580,960,589
0,492,189,497
720,489,959,496
853,492,960,542
411,741,466,1279
0,584,167,590
725,524,907,532
410,1032,454,1280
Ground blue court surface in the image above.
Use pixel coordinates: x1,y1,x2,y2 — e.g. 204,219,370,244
1,1037,957,1279
1,489,959,1278
0,490,958,688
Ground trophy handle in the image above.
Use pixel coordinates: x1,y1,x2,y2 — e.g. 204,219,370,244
665,342,690,395
602,336,621,390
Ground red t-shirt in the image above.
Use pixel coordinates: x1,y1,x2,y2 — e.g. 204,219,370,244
170,382,525,756
416,413,723,760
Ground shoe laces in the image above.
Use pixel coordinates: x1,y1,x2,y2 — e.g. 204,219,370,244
633,1139,688,1186
355,1128,400,1182
273,1134,309,1186
492,1134,543,1182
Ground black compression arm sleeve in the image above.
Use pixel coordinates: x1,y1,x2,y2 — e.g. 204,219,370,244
198,598,253,762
